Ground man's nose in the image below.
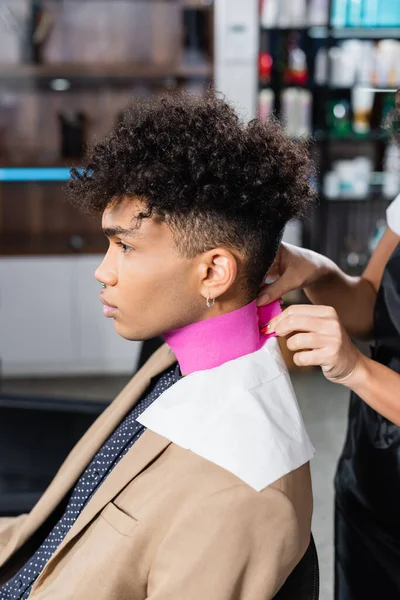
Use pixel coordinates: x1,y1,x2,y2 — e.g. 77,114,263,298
94,253,117,286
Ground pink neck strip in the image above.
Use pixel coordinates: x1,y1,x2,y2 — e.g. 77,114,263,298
163,300,281,374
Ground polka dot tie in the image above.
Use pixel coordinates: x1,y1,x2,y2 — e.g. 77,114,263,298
0,365,180,599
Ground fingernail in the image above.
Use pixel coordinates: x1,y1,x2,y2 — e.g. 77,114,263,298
260,324,271,334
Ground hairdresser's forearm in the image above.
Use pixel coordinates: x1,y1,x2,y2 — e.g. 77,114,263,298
346,355,400,426
304,259,376,340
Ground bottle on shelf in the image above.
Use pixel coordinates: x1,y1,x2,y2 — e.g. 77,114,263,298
258,89,275,123
284,36,308,85
314,47,327,85
281,88,312,138
377,0,400,26
308,0,329,27
281,89,298,137
331,0,348,28
327,98,351,136
260,0,279,28
331,0,400,28
58,111,87,159
362,0,379,26
277,0,293,28
323,157,372,199
289,0,308,28
320,39,400,89
297,89,312,136
351,86,375,134
30,2,53,64
260,0,310,29
258,51,273,85
347,0,363,27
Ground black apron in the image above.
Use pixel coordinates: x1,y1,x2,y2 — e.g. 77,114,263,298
335,244,400,600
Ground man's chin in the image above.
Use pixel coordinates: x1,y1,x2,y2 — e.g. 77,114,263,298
113,320,163,342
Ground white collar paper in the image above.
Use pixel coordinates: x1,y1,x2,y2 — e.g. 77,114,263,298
137,338,314,492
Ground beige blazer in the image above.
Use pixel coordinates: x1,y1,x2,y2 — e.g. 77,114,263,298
0,345,313,599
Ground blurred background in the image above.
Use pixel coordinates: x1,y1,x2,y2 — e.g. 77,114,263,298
0,1,399,598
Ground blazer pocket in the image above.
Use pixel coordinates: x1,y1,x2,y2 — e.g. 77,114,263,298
100,502,138,537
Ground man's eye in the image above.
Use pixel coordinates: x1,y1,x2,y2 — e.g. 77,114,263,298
116,242,133,254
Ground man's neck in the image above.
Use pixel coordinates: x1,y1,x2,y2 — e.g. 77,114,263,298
163,300,281,375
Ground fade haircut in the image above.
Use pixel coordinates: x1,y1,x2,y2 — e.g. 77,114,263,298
68,92,316,298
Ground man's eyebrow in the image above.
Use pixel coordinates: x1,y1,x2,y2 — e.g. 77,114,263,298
102,226,139,239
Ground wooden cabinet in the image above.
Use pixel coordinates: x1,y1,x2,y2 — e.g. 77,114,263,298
0,256,141,377
0,181,107,256
0,0,213,257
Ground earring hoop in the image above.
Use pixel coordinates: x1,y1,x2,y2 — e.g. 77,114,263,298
206,294,215,309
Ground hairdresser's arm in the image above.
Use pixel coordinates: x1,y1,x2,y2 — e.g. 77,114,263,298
258,228,399,340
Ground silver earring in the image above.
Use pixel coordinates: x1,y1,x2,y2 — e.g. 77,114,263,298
101,283,106,289
206,294,215,309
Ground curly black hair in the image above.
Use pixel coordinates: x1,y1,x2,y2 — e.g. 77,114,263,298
68,92,316,298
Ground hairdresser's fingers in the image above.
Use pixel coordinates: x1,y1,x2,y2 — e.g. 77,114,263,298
258,273,295,306
269,306,363,385
286,332,324,352
266,305,339,334
292,349,329,368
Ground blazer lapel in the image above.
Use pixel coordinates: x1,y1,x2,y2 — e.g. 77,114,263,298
36,429,171,580
0,344,176,568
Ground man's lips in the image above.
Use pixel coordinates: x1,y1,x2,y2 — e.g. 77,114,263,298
99,295,118,318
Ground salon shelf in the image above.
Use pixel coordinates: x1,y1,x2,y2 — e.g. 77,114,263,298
330,26,400,39
320,193,394,203
0,62,213,83
261,27,311,33
259,82,327,92
180,0,213,8
313,131,388,142
322,195,374,202
0,233,107,256
258,17,399,267
262,25,400,39
0,158,83,167
283,130,387,145
314,85,398,93
308,26,400,39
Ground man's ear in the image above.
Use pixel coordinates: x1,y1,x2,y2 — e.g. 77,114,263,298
197,248,238,302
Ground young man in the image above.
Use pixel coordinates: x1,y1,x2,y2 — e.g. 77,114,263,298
0,94,316,599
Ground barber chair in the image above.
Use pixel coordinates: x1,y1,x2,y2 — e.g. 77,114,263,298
274,536,319,599
0,394,106,517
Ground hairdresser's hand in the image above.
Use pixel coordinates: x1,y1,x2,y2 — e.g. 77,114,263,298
267,304,364,386
257,243,327,306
